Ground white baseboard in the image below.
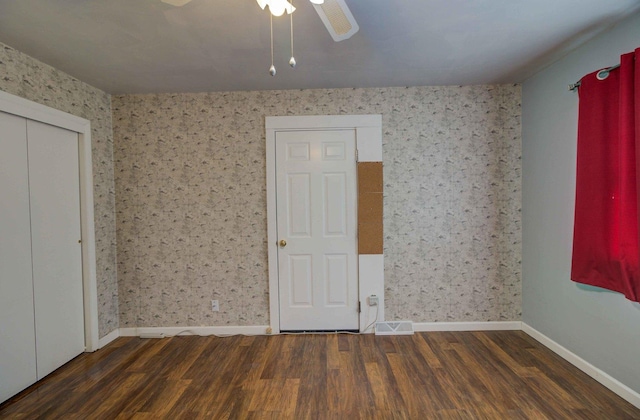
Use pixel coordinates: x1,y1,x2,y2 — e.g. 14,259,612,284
119,325,270,337
413,321,522,332
96,328,120,349
522,322,640,409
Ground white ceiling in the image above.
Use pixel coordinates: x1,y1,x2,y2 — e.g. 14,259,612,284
0,0,638,94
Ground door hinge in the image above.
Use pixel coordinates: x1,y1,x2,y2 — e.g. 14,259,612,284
358,301,362,313
356,149,359,162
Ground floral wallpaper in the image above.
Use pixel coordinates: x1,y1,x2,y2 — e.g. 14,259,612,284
0,42,118,337
113,85,521,327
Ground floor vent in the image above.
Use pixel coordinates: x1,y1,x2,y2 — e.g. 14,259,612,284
375,321,414,336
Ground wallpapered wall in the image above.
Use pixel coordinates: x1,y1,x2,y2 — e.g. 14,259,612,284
113,85,521,327
0,42,118,338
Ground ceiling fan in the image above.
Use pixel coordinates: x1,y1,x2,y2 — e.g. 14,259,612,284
160,0,359,42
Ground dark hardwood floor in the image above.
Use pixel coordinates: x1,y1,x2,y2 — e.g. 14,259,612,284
1,331,638,419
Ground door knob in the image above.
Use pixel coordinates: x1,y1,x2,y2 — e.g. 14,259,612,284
279,239,287,247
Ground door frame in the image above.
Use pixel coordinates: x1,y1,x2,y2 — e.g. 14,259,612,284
0,90,99,352
266,115,383,334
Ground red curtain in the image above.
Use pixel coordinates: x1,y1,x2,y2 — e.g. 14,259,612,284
572,48,640,302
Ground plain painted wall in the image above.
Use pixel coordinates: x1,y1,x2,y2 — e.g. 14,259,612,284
522,12,640,393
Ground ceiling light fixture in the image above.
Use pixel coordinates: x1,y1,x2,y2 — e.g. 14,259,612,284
160,0,193,6
256,0,297,17
257,0,325,76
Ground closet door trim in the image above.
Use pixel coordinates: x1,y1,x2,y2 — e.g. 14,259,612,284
0,90,99,352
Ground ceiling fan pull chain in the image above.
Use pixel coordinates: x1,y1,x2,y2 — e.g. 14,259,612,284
289,0,296,68
269,13,276,76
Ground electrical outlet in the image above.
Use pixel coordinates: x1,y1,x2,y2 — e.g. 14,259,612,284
211,300,219,312
368,295,379,306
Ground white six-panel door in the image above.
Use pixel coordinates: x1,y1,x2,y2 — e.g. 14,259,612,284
276,129,358,330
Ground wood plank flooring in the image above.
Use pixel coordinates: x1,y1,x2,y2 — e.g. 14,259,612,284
1,331,638,419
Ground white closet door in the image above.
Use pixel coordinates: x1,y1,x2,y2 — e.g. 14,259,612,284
0,112,37,401
27,120,84,380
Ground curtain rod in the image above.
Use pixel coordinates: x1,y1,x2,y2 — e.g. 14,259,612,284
568,63,621,91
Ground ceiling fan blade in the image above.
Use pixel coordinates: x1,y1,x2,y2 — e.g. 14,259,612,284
312,0,358,42
161,0,193,7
